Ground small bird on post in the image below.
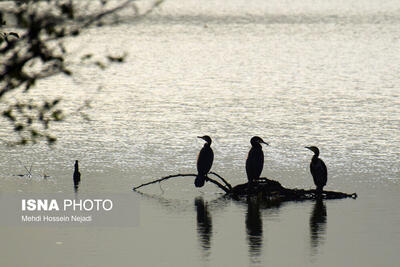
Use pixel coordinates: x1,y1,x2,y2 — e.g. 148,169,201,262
305,146,327,194
195,135,214,188
73,160,81,189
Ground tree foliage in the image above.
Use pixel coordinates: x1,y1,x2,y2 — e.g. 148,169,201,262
0,0,163,145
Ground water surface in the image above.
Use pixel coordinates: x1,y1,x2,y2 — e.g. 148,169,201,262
0,0,399,266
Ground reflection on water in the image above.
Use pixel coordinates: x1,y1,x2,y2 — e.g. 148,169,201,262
191,194,330,264
246,196,263,262
135,193,329,265
309,199,327,256
244,196,285,264
194,197,213,256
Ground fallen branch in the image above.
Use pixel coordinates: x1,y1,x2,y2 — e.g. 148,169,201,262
132,173,357,201
16,160,33,177
133,174,195,191
229,178,357,200
132,173,230,193
209,171,232,190
205,177,230,193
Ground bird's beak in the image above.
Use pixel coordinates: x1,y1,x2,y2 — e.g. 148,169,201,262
262,141,269,145
197,136,204,140
305,146,313,152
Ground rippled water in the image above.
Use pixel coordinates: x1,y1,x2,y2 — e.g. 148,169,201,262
1,0,400,266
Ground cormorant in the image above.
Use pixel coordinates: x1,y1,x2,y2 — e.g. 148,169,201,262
73,160,81,188
246,136,269,185
195,135,214,188
305,146,327,193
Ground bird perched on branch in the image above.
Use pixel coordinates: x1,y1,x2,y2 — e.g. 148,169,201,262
73,160,81,189
195,135,214,188
246,136,269,185
305,146,327,193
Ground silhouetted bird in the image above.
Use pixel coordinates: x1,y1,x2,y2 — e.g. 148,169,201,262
305,146,327,193
195,135,214,188
246,136,269,185
73,160,81,188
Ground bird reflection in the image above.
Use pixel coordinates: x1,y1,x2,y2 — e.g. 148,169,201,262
309,199,327,255
195,197,213,254
246,196,263,262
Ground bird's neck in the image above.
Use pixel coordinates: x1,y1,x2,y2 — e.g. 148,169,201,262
251,143,262,149
204,142,211,148
312,154,319,161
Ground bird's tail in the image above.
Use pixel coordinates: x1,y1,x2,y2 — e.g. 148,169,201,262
194,175,206,188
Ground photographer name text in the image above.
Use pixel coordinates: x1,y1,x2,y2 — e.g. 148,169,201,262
22,214,92,223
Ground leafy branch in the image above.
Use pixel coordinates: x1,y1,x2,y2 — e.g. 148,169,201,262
0,0,165,145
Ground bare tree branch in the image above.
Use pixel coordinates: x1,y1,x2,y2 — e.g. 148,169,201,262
132,172,230,193
209,171,232,190
132,172,357,201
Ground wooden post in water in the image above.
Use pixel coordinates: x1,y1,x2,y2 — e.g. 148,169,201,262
73,160,81,191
